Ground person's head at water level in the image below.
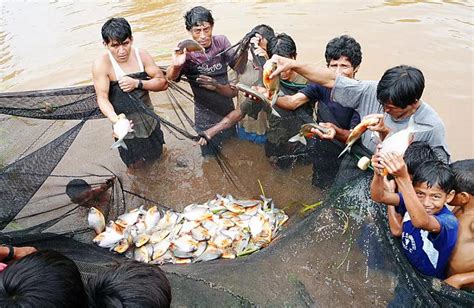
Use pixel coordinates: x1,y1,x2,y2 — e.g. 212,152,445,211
0,250,88,308
101,17,133,64
184,6,214,49
411,160,455,215
66,178,114,206
376,65,424,121
66,178,93,204
268,33,297,81
449,159,474,208
86,261,172,308
325,35,362,79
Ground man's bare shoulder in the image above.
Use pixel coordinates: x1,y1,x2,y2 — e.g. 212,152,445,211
137,48,154,64
92,52,112,73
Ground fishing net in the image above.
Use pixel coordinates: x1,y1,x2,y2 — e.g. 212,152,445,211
0,86,102,120
1,57,472,307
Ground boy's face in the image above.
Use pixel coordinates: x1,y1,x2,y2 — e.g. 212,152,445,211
414,181,455,215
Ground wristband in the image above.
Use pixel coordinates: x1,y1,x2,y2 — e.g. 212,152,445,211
2,245,14,263
137,80,143,89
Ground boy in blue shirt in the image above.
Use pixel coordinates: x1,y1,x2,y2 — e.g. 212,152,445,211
371,153,457,279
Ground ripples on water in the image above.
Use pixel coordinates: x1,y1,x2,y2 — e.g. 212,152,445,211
0,1,472,305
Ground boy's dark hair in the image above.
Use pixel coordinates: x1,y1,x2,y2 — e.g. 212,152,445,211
86,261,172,308
66,179,91,201
450,159,474,195
184,6,214,31
412,160,454,194
0,250,87,308
268,33,297,59
325,35,362,68
376,65,425,108
403,141,438,175
252,24,275,43
101,17,132,44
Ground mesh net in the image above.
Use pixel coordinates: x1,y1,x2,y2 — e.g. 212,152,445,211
1,82,473,306
0,86,102,120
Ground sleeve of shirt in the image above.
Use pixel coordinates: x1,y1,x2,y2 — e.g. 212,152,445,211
415,124,451,163
298,83,322,101
395,192,407,216
331,76,378,109
429,211,458,247
349,110,361,129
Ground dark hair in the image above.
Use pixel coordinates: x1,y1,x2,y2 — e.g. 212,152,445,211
325,35,362,68
184,6,214,31
376,65,425,108
412,160,454,194
101,17,132,44
86,261,172,308
268,33,297,59
403,141,438,175
66,179,91,201
252,24,275,42
450,159,474,195
0,250,87,308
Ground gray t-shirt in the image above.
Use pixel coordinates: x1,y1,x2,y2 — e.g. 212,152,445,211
331,76,450,161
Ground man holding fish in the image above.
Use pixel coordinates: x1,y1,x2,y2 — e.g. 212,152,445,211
166,6,238,156
92,17,168,169
194,24,276,147
267,55,450,181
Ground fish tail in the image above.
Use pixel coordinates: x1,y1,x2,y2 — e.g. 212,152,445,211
338,144,351,158
288,133,306,145
111,139,128,150
271,107,281,118
270,93,278,107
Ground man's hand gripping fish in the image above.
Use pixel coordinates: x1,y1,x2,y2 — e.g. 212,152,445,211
338,117,380,158
235,60,281,117
289,123,330,145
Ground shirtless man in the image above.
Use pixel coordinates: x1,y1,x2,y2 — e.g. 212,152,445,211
92,17,168,169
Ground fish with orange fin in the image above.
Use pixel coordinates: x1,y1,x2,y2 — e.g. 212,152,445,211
262,61,280,113
338,117,380,158
289,123,330,145
177,39,205,53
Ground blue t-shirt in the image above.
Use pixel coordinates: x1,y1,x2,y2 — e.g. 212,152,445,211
299,83,360,129
396,193,458,279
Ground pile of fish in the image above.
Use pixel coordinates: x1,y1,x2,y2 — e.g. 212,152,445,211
88,195,288,264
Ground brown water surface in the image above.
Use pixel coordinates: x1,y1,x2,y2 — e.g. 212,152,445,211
0,1,472,305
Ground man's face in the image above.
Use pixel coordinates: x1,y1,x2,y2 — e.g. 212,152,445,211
328,56,358,78
414,182,454,215
383,100,420,121
105,37,133,63
190,22,213,48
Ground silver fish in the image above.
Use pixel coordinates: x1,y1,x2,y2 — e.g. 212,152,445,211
111,114,134,150
88,207,105,235
193,244,222,263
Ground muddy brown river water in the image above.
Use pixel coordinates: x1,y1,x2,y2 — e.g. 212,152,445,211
0,0,472,305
